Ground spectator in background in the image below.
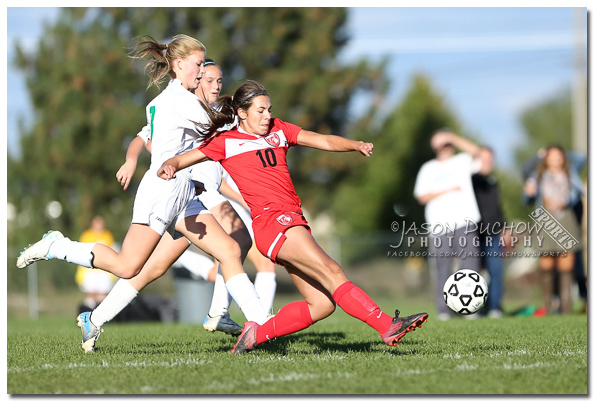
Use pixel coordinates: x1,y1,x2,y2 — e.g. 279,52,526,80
523,145,585,315
414,129,484,321
75,216,117,313
472,147,509,318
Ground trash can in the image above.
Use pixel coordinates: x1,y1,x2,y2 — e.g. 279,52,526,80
172,266,214,324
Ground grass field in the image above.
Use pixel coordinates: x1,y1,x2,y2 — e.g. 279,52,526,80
7,304,587,395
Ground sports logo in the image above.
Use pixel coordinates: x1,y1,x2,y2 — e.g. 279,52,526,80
276,213,293,226
264,133,281,148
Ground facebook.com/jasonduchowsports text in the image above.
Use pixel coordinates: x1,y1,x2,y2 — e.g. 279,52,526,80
386,207,579,259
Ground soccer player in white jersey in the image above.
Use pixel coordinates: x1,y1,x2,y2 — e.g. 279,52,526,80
16,36,269,352
158,80,428,354
90,58,257,342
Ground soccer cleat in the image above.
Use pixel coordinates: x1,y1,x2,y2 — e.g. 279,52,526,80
16,230,64,269
382,309,428,346
76,311,103,353
202,312,243,336
230,321,258,355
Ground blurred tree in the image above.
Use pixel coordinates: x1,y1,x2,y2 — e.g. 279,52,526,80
514,89,573,170
492,169,535,224
331,74,463,235
7,7,385,290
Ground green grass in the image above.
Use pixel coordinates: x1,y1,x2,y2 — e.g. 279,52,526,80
7,308,587,395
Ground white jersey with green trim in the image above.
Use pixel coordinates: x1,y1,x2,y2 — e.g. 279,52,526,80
144,79,209,171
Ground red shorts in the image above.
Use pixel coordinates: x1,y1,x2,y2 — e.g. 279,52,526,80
252,208,310,265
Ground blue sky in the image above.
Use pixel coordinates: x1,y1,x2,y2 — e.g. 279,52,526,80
5,6,589,169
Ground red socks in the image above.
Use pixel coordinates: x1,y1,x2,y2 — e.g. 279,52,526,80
254,282,392,345
332,281,392,334
256,301,314,345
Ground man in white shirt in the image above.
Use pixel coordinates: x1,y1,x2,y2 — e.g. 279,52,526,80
414,129,483,320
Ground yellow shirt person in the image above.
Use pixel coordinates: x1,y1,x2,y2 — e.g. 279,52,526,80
75,216,117,309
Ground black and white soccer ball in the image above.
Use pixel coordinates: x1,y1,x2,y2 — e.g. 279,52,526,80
443,269,488,315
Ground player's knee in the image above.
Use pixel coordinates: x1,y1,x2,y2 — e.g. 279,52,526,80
217,239,243,264
231,240,243,261
117,259,145,279
146,264,169,281
118,266,141,279
321,258,344,279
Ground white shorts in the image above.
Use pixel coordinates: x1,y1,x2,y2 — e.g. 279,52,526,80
78,270,115,294
227,199,254,239
132,169,209,236
192,160,227,210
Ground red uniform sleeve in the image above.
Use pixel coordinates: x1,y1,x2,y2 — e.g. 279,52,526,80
199,134,226,162
275,119,302,146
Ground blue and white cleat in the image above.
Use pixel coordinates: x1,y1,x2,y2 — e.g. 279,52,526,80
16,230,64,269
76,312,103,353
203,312,243,336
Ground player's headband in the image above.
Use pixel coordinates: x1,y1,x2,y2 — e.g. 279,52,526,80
204,61,217,66
246,89,268,101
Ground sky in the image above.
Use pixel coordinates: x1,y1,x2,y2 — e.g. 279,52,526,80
4,6,590,169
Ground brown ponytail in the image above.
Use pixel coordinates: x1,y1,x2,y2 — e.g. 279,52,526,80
198,80,269,141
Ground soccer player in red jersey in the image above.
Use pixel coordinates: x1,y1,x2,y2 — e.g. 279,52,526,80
158,80,428,354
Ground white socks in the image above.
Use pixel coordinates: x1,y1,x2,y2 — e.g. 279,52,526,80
224,273,268,325
207,268,276,320
90,279,139,327
49,238,96,267
254,272,277,314
208,267,232,317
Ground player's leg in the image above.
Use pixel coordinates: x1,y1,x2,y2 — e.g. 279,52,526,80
275,226,348,291
175,213,268,325
250,245,277,313
18,172,194,278
282,226,426,345
233,225,427,353
209,200,252,259
76,232,191,352
232,264,335,354
276,226,397,334
89,232,190,327
227,200,278,313
202,201,251,332
20,224,162,279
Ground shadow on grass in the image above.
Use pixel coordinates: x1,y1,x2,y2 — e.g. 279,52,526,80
95,330,427,357
231,331,428,356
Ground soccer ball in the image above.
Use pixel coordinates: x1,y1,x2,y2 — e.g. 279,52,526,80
443,269,488,315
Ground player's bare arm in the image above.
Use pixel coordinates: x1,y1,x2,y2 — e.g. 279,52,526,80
157,149,210,180
116,136,147,190
219,180,249,210
296,129,373,156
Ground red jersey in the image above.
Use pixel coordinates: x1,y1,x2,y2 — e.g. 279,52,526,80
199,118,303,218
